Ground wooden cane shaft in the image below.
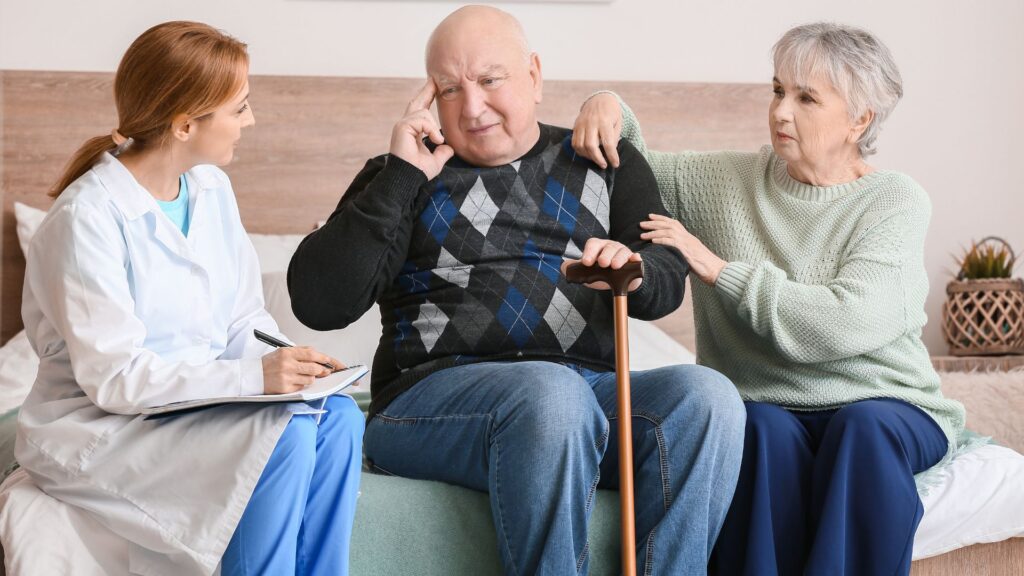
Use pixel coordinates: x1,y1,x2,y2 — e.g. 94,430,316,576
614,295,637,576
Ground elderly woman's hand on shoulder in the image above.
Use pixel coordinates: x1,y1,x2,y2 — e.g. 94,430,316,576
640,214,727,285
571,92,624,169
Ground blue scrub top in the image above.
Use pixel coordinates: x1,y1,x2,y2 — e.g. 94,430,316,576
157,174,190,236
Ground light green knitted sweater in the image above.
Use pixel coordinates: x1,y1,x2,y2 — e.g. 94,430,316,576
618,100,965,451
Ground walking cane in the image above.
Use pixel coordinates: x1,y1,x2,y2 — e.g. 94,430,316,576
565,259,644,576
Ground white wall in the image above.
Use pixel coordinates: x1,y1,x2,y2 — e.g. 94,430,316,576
3,0,1023,353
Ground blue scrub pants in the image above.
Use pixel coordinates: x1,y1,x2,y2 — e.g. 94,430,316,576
711,398,948,576
222,395,364,576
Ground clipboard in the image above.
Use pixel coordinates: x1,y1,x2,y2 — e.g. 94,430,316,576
141,364,368,416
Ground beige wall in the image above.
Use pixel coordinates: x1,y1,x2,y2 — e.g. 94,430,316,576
2,0,1022,353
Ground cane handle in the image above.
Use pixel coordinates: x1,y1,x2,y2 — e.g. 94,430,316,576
564,260,644,296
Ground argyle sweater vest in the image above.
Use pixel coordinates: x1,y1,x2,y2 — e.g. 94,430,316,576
372,130,622,406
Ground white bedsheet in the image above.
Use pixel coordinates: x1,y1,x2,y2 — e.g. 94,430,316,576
913,444,1024,558
2,445,1023,575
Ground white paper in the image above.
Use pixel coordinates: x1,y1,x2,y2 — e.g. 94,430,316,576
141,364,368,415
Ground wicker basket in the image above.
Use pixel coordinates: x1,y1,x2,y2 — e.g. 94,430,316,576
942,277,1024,356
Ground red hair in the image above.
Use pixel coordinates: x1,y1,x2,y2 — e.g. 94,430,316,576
51,21,248,197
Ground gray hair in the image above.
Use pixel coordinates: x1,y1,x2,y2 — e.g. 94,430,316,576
772,22,903,157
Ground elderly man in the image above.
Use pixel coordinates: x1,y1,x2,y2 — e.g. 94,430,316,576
288,5,744,575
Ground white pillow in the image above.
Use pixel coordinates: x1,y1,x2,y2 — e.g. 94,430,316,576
248,233,306,274
913,444,1024,558
4,203,48,410
628,319,695,369
262,271,382,389
0,332,39,415
14,202,47,258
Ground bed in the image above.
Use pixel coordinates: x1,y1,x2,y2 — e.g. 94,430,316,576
0,71,1021,575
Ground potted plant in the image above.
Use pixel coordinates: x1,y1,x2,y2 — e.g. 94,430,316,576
942,236,1024,356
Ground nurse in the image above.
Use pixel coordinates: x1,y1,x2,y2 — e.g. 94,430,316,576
15,21,363,575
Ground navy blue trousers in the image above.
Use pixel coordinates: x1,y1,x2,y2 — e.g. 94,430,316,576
711,398,948,576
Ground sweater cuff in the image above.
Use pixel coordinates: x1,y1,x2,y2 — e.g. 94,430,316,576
715,261,755,307
628,267,654,302
380,154,430,205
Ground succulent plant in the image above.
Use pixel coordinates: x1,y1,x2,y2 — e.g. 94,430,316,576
955,237,1017,280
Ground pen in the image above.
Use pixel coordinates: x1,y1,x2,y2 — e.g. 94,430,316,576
254,329,336,371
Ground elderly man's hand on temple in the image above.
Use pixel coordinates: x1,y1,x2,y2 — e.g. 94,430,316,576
390,79,455,180
571,92,623,169
560,238,643,292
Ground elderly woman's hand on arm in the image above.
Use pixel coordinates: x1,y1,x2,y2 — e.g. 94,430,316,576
640,214,727,285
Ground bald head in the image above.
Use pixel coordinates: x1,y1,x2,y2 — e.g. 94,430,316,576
426,5,530,72
424,5,543,167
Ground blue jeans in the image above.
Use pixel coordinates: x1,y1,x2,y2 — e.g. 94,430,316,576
711,399,948,576
364,361,745,576
222,395,365,576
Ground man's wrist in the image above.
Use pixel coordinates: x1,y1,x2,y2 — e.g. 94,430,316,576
379,154,430,202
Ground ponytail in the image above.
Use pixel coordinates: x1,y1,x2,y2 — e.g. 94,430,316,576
49,21,249,198
50,135,117,198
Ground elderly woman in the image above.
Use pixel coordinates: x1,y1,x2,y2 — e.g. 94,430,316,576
573,22,965,575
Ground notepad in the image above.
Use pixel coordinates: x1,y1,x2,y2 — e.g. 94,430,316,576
141,364,368,415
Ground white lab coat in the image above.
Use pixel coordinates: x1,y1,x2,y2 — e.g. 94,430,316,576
15,153,302,575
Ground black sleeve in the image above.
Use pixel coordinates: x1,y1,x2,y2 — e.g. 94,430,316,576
287,154,427,330
607,138,691,320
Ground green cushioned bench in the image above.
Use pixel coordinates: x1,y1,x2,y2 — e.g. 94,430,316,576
348,390,624,576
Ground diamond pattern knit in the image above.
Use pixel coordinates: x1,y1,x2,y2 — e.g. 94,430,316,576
287,124,688,416
390,131,618,388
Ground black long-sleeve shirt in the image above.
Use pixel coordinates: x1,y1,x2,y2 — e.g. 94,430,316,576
288,124,689,416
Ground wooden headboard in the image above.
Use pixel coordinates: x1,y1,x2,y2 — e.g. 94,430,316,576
0,71,767,345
